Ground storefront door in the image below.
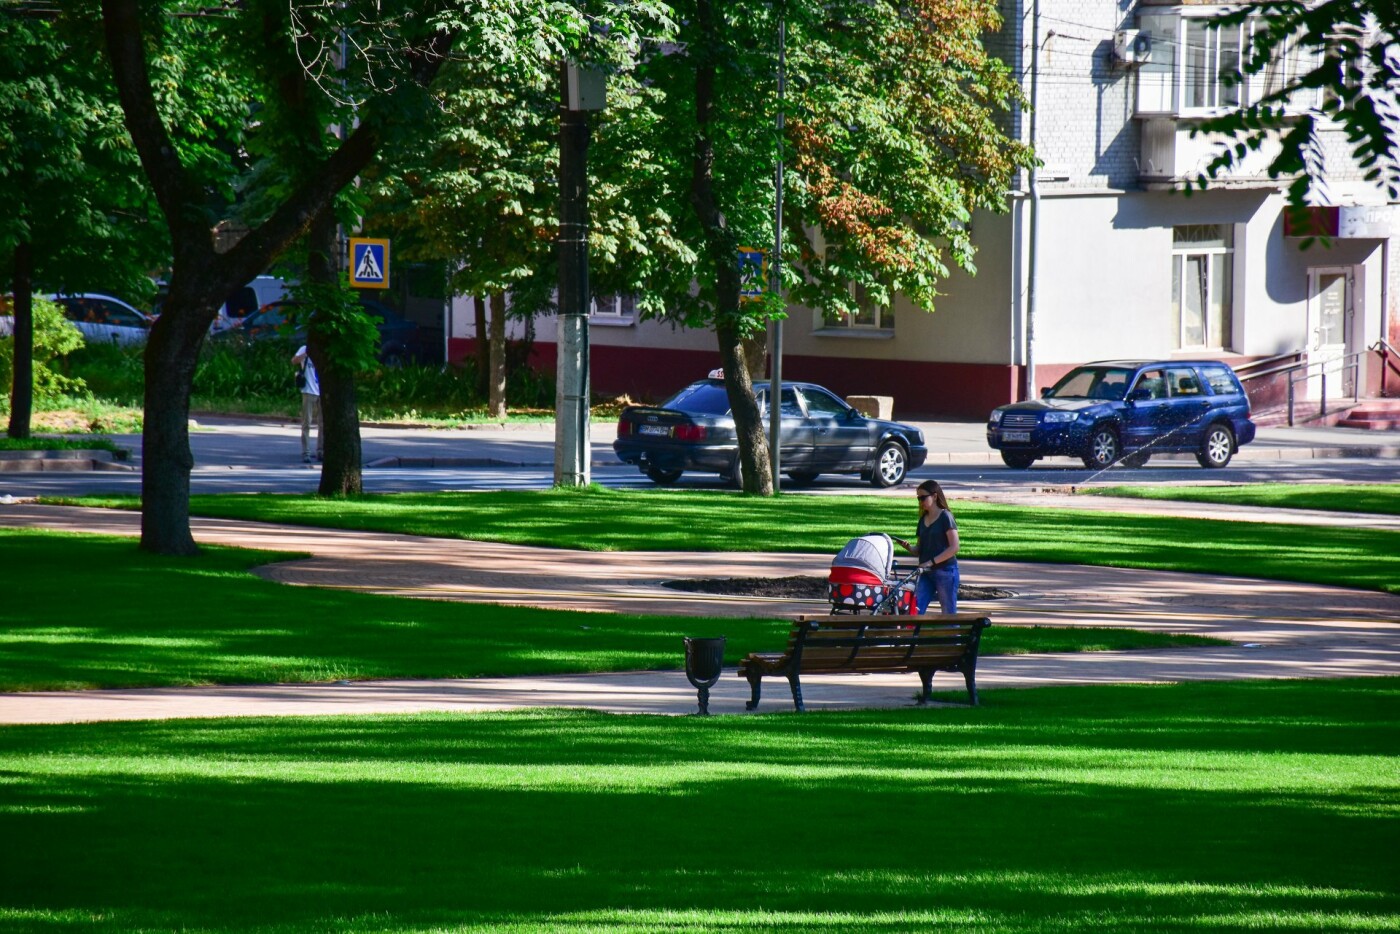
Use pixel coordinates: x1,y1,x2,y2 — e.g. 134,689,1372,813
1306,267,1355,399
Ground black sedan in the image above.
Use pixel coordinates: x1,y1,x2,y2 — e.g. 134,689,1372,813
614,379,928,487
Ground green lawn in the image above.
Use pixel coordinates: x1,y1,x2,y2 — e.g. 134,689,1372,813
0,529,1222,692
54,487,1400,594
1087,482,1400,516
2,678,1396,932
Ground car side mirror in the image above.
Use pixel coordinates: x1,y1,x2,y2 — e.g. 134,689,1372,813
1039,387,1051,399
1128,388,1152,402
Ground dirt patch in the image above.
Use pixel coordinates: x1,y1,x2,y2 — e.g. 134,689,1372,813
663,576,1016,600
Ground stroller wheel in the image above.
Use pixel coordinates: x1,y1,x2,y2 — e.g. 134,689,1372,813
645,467,683,485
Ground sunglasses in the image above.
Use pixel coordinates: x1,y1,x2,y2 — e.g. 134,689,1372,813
917,494,932,501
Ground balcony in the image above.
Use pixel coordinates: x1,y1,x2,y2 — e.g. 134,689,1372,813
1138,118,1284,188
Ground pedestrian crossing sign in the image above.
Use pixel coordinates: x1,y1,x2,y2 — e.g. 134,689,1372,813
737,246,766,302
349,238,390,289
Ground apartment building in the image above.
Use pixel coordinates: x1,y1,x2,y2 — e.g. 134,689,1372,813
449,0,1397,419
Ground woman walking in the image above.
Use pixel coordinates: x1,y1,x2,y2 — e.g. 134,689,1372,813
894,479,960,615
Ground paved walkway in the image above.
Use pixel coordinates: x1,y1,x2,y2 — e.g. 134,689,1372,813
0,502,1397,723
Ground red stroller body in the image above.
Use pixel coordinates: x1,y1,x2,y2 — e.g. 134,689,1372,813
827,533,918,615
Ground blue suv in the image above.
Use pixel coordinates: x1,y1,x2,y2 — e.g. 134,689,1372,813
987,360,1256,470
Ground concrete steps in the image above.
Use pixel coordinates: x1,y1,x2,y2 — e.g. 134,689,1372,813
1252,397,1400,429
1336,399,1400,431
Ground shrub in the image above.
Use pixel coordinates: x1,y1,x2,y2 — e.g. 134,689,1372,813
0,297,88,409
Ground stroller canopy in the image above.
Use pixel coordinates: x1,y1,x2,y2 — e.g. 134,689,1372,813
830,533,894,585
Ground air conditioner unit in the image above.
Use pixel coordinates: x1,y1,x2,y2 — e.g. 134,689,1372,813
1113,29,1152,65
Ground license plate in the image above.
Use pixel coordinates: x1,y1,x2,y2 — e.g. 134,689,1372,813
638,425,670,437
1003,431,1031,443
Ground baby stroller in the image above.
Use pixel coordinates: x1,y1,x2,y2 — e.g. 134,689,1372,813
827,532,919,615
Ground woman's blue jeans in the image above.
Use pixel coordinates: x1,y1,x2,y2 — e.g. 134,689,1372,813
916,563,959,615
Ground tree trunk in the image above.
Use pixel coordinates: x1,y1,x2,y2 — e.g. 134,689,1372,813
305,209,363,496
740,335,767,382
140,285,218,556
488,291,507,419
474,295,489,399
6,242,34,440
690,0,772,494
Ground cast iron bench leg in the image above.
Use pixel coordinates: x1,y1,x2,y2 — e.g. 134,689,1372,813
918,669,934,705
787,671,805,712
745,672,763,711
961,660,979,706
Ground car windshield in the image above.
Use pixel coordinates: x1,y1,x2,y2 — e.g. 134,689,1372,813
1047,367,1132,401
663,381,731,415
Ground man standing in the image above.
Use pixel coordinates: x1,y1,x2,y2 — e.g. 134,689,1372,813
292,345,323,464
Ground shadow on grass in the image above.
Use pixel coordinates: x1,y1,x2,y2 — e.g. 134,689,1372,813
56,488,1400,594
1,680,1396,932
0,531,1223,693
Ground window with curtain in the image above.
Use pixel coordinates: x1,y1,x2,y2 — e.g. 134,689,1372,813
1171,225,1234,350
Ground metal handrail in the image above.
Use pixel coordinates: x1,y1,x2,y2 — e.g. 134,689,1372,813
1285,349,1365,426
1234,349,1305,382
1371,339,1400,397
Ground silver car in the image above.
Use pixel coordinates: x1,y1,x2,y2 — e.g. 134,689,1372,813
49,293,152,346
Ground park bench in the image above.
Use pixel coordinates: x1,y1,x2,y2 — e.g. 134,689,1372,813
737,614,992,712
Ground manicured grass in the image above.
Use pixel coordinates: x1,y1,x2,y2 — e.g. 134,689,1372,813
0,436,125,454
55,487,1400,594
0,529,1221,692
1088,482,1400,516
1,678,1396,932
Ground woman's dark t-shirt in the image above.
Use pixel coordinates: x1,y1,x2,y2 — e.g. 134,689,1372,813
917,510,958,567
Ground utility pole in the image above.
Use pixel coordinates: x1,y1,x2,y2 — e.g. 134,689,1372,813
768,13,786,483
555,64,606,487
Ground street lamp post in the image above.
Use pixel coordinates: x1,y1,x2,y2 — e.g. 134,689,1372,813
555,64,606,487
768,14,786,484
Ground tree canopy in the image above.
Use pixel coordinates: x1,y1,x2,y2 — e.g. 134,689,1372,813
619,0,1033,492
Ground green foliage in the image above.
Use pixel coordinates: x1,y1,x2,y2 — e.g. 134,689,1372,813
286,277,381,375
0,8,165,299
0,297,87,407
1195,0,1400,207
613,0,1034,330
1,680,1396,931
56,488,1400,595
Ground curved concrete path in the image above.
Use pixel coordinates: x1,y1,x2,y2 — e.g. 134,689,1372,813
0,502,1396,723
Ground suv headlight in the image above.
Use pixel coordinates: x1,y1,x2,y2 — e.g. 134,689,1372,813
989,408,1006,424
1042,411,1078,423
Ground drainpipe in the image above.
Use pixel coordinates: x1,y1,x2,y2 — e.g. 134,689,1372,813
1025,0,1041,402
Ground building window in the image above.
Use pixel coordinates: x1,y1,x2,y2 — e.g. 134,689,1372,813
1182,18,1245,110
590,293,636,322
822,284,895,331
1171,225,1233,350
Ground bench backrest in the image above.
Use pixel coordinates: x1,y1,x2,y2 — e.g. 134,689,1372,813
788,614,990,671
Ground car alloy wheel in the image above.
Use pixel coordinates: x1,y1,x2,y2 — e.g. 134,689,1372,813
1000,451,1036,470
871,441,907,487
1196,424,1235,468
1081,426,1121,469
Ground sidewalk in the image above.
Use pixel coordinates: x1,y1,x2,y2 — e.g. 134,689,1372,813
0,502,1396,724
